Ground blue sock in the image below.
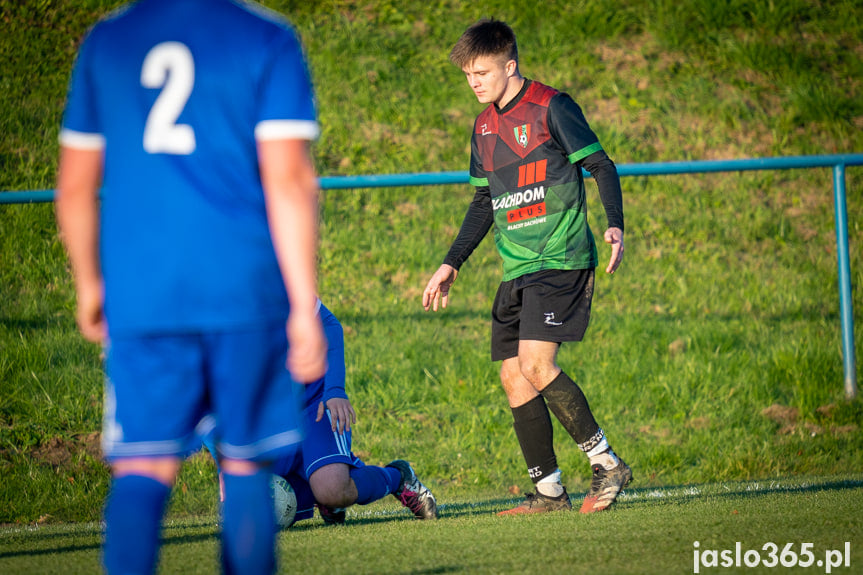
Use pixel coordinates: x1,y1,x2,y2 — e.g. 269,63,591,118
103,474,171,575
221,471,276,575
349,465,402,505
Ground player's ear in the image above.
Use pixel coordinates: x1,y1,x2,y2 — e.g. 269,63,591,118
505,59,518,77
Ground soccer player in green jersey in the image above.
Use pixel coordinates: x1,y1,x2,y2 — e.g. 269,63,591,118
423,18,632,515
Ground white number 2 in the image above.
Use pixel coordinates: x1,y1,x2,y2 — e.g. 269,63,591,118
141,42,196,154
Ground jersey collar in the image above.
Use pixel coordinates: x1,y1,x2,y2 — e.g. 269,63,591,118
495,78,532,115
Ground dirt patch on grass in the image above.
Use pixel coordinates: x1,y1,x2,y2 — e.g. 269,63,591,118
761,403,860,437
31,432,102,468
761,404,799,425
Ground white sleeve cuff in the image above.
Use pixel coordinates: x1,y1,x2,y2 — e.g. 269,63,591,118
255,120,320,141
59,129,106,150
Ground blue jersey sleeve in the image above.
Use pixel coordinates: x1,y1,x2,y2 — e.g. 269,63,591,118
319,304,348,404
255,27,319,141
60,26,106,148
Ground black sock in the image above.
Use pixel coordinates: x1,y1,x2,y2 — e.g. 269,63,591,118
540,371,601,446
511,395,558,484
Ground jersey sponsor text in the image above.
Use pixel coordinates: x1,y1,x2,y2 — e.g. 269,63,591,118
493,186,546,211
507,202,546,223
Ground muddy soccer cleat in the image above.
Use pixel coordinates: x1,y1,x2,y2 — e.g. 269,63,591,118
317,504,346,525
386,460,438,519
579,460,632,513
497,489,572,516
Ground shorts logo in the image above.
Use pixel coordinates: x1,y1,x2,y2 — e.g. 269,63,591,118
544,312,563,326
514,124,530,148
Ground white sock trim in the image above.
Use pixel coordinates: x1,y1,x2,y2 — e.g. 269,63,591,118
536,469,564,497
585,436,610,458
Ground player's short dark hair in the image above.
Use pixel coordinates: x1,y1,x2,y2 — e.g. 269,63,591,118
449,18,518,69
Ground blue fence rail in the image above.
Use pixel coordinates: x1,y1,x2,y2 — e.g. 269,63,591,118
3,153,861,398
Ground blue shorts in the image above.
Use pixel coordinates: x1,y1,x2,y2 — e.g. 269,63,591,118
103,323,302,463
274,401,364,522
197,401,363,523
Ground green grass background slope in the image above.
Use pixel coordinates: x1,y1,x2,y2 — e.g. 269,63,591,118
1,0,862,526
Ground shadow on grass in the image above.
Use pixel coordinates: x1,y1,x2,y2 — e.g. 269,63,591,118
612,477,863,511
3,477,860,558
0,519,219,560
339,476,863,524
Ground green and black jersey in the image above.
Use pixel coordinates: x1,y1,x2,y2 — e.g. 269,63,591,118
444,79,623,281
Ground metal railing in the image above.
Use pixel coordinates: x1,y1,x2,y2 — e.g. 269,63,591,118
3,153,861,398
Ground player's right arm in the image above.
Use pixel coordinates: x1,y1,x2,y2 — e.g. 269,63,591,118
55,26,107,344
423,264,459,311
55,145,106,343
258,138,326,383
316,397,356,434
315,303,354,433
422,185,493,311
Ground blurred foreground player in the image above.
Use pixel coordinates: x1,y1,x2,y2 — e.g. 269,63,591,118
55,0,325,573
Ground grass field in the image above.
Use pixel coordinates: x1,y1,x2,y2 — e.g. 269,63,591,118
2,475,861,574
1,0,863,572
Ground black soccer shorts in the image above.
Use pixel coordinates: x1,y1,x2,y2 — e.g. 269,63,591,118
491,268,595,361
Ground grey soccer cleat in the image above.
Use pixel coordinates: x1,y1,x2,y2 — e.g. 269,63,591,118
579,460,633,513
386,459,438,519
497,489,572,515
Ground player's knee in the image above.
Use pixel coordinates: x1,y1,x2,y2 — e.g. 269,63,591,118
112,456,181,486
499,358,522,388
312,483,354,508
220,458,262,476
309,466,355,507
517,357,558,387
517,360,544,385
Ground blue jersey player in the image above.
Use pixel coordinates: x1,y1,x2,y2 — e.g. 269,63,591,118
202,301,438,524
55,1,325,573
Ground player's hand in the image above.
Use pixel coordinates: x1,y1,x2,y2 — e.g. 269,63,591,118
604,227,624,274
316,397,356,434
422,264,458,311
76,280,106,343
286,311,327,383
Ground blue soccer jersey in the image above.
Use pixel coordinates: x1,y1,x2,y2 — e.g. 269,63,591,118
60,0,319,336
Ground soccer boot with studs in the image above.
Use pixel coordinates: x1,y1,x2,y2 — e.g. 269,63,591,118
386,459,438,520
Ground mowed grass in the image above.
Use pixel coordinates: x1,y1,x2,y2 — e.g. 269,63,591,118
1,475,861,574
1,1,862,570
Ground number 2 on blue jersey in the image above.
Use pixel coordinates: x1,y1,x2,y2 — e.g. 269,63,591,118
141,42,196,155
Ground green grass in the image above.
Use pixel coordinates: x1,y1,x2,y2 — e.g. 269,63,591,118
1,2,862,569
1,475,861,574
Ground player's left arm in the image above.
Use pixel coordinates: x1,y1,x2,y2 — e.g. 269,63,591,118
548,93,624,274
55,146,106,342
582,151,624,274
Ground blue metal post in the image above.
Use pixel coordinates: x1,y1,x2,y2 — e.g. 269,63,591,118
833,164,858,399
2,154,861,398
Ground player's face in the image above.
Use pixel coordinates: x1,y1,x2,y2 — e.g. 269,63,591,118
462,55,517,107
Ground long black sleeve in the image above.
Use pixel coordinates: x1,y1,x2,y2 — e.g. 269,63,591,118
443,185,494,270
581,150,624,232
